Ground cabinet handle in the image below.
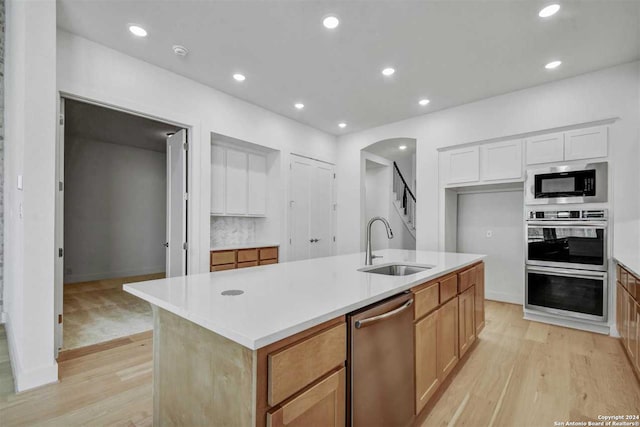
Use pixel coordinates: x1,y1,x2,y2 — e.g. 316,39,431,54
355,299,414,329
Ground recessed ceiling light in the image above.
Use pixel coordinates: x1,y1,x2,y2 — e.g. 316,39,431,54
419,99,430,106
382,67,395,76
323,15,340,29
338,122,347,128
128,25,147,37
539,4,560,18
233,73,246,82
399,145,407,150
294,103,305,110
545,60,562,69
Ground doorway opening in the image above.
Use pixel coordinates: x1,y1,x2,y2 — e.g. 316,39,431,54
55,98,189,354
361,138,417,251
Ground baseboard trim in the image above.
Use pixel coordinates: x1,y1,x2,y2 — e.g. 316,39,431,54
4,313,59,392
485,290,522,305
64,266,165,284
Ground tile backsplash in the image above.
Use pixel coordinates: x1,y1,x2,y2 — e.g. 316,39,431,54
210,217,257,247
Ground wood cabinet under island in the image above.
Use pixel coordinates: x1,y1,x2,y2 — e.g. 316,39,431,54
124,249,485,426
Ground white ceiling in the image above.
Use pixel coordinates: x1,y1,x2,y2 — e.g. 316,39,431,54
65,99,182,152
57,1,640,135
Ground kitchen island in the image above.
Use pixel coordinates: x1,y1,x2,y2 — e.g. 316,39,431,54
125,249,485,426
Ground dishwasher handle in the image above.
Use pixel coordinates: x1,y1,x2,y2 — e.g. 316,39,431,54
354,299,414,329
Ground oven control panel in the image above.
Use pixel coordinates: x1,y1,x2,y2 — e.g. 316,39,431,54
527,209,607,220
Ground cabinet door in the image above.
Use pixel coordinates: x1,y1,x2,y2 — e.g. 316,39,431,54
480,140,523,182
458,287,476,358
248,153,267,215
474,263,485,335
444,146,479,185
225,149,248,215
415,311,439,414
617,283,624,338
437,296,459,382
564,126,608,161
627,292,636,361
635,302,640,372
526,132,564,165
211,145,226,214
267,368,345,427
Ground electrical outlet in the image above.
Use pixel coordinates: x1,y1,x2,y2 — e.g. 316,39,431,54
486,230,493,238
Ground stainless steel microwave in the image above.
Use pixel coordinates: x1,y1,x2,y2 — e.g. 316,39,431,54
525,162,607,205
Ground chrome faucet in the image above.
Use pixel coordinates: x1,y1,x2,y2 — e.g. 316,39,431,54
365,216,394,265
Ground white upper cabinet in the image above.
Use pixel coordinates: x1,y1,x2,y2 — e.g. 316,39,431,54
211,145,226,214
247,153,267,216
211,144,268,217
526,132,564,165
444,146,479,185
526,126,608,165
480,139,523,182
225,149,249,215
564,126,608,161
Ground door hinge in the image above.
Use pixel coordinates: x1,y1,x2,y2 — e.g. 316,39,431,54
333,236,336,242
59,115,64,125
333,173,336,179
183,192,189,201
183,142,189,151
58,248,64,258
289,238,292,244
58,314,63,324
333,203,337,211
59,181,64,191
183,242,188,250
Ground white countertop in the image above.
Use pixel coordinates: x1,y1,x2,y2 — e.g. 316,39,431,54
124,249,484,350
210,242,280,251
614,254,640,278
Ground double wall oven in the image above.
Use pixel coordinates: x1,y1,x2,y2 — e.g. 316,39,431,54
525,209,608,322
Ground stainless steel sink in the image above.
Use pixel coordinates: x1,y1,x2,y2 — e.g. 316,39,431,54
359,264,432,276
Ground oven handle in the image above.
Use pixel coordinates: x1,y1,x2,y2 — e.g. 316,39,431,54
526,265,607,279
526,221,607,227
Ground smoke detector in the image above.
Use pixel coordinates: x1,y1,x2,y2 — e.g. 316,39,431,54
172,45,189,57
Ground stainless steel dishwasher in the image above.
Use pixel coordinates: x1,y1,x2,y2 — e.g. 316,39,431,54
347,292,415,427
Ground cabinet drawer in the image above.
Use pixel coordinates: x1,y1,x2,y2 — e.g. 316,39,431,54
211,250,236,266
440,274,458,304
268,323,346,406
267,368,345,427
238,249,258,262
458,266,476,293
260,246,279,260
238,261,258,269
414,283,439,320
211,263,236,272
260,258,278,266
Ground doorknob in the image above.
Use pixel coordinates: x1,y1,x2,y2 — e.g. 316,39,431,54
309,238,320,243
163,242,169,247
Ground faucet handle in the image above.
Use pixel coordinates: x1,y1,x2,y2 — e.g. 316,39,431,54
371,254,383,260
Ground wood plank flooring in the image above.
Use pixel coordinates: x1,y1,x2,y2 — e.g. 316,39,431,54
63,273,164,350
0,301,638,426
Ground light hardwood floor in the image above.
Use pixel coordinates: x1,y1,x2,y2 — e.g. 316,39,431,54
0,301,638,426
63,273,164,350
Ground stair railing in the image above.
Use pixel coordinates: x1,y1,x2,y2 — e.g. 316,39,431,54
392,162,416,230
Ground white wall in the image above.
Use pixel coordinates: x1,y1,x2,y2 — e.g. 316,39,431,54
457,191,524,304
3,0,58,391
64,138,166,283
365,161,390,251
57,31,337,269
337,62,640,261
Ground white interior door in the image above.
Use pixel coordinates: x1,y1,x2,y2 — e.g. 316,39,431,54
289,157,312,261
54,97,65,356
289,155,335,261
310,164,334,258
166,129,188,277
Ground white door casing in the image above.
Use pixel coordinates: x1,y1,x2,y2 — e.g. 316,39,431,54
166,129,188,277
